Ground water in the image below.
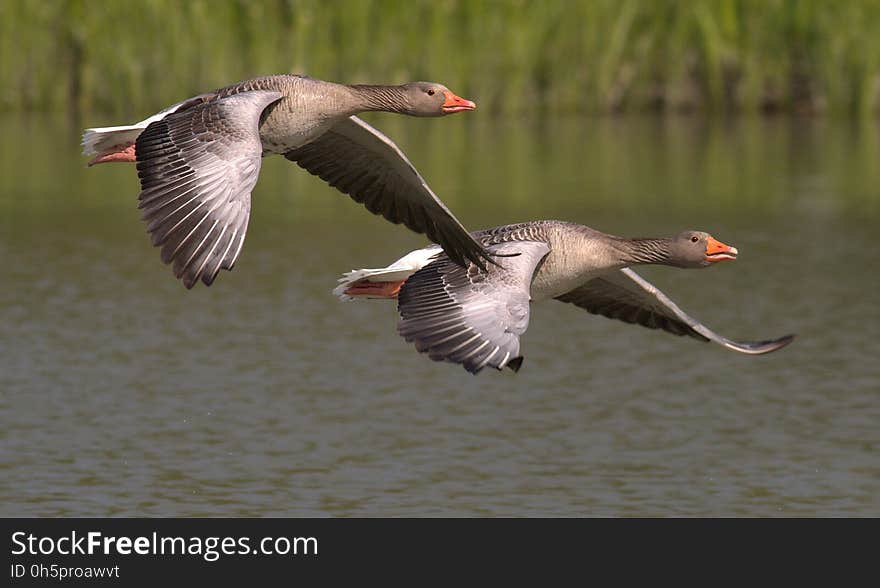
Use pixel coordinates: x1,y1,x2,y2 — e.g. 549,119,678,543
0,113,877,516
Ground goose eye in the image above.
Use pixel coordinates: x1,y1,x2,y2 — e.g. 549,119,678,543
690,236,699,243
427,89,435,96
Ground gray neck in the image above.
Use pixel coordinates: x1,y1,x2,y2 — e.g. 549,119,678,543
612,237,672,265
347,85,412,114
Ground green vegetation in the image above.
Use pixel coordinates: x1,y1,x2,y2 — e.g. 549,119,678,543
3,0,880,117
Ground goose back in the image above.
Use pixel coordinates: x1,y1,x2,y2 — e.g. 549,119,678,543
211,75,366,152
473,221,628,301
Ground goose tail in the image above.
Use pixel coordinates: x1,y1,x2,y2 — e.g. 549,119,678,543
333,245,442,301
81,124,147,157
81,97,202,161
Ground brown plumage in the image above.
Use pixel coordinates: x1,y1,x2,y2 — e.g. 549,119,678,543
335,220,795,374
82,74,489,288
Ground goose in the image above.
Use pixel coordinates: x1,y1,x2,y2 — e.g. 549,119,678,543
333,220,794,373
81,74,491,288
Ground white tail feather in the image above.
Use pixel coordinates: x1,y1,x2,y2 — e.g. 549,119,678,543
333,245,442,301
81,125,145,155
81,99,191,155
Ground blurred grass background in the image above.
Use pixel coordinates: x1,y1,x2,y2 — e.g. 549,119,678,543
3,0,880,117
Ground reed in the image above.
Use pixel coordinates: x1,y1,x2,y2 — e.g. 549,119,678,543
3,0,880,117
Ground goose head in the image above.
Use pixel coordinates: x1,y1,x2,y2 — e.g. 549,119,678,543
401,82,477,116
669,231,738,268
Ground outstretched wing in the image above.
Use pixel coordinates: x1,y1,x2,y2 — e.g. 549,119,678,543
285,115,493,271
397,241,551,374
135,90,283,288
556,267,794,354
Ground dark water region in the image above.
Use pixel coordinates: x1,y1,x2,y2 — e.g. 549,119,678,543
0,113,877,516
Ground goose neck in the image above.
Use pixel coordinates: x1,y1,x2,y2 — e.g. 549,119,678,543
347,84,411,114
613,237,672,266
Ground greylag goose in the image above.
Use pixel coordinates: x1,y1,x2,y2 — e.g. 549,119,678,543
334,220,794,373
81,74,490,288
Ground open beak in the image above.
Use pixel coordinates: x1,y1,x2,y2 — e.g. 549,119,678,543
442,90,477,114
705,236,738,262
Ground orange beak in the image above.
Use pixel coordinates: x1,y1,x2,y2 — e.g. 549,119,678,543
442,90,477,114
705,236,738,262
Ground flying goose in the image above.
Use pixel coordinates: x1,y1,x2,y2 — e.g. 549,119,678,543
82,74,490,288
334,220,794,373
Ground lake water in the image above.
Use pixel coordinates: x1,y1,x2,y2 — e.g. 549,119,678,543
0,113,877,516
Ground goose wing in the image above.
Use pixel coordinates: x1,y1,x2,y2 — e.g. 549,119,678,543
285,115,493,271
397,240,550,374
135,90,283,288
556,267,794,354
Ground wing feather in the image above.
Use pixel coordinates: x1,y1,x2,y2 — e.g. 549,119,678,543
134,90,282,288
397,241,551,373
286,116,492,270
556,268,794,354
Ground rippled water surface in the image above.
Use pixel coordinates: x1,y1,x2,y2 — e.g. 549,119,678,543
1,114,877,516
